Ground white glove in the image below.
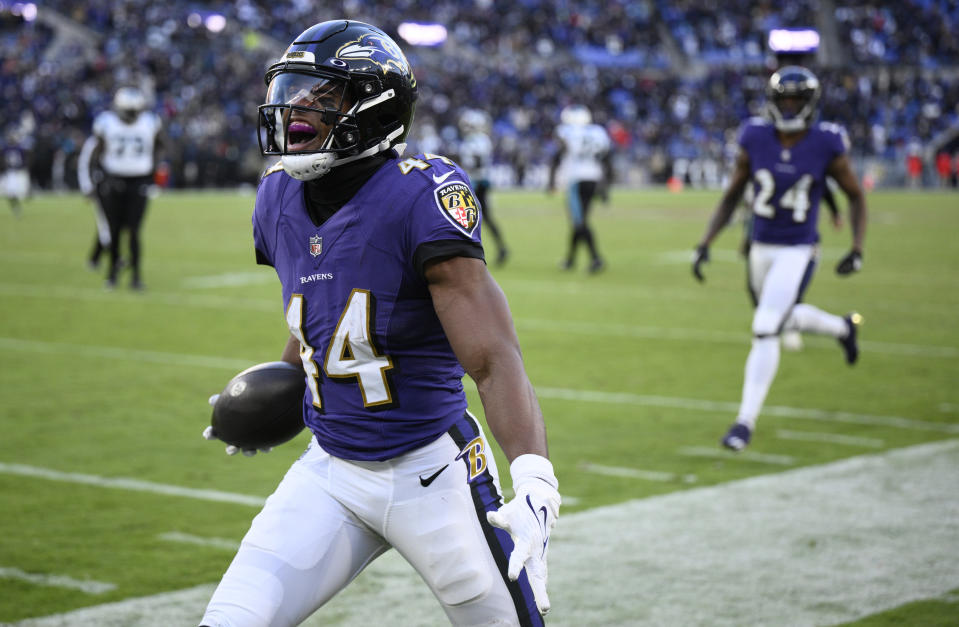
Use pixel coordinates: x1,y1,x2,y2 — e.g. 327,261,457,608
202,394,272,457
486,454,561,616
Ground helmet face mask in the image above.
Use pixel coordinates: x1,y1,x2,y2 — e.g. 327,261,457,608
560,104,592,126
259,20,417,181
765,66,821,133
458,108,491,136
261,73,356,154
113,87,146,122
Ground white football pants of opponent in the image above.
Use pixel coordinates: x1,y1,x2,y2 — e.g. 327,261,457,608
737,243,850,429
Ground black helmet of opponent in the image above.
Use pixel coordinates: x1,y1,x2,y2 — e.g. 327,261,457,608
765,65,821,133
259,20,418,180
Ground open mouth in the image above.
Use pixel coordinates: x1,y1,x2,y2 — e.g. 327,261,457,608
286,121,318,150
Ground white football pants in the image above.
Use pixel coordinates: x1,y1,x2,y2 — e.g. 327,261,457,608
200,413,543,627
738,243,847,427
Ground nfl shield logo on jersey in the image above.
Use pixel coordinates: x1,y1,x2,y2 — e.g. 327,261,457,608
309,235,323,257
434,181,479,236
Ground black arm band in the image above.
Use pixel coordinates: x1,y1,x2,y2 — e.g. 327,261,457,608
413,239,485,279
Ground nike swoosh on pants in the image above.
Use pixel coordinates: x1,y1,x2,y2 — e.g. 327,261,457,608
419,464,449,487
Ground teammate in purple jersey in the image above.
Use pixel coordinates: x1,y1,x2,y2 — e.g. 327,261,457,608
200,20,559,627
691,66,867,452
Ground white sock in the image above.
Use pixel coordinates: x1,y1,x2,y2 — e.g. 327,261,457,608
786,303,848,338
736,336,780,430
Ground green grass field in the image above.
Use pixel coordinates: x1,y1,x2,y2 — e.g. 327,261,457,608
1,187,957,625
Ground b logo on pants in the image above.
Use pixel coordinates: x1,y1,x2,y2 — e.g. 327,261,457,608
456,436,488,483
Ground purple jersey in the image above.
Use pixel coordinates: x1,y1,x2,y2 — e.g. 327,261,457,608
252,153,484,461
740,118,848,245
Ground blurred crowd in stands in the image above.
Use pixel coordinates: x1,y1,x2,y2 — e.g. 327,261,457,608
2,0,958,190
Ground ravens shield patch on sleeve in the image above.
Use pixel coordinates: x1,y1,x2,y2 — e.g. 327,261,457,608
434,181,479,237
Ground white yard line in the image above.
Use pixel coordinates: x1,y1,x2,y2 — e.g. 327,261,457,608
0,338,252,371
775,429,885,448
516,317,959,359
11,440,959,627
581,462,697,483
180,272,275,289
157,532,240,552
0,567,116,595
1,337,952,438
0,463,265,507
1,279,955,358
678,445,797,466
653,249,757,264
0,283,277,312
534,386,959,434
0,281,954,357
1,338,949,435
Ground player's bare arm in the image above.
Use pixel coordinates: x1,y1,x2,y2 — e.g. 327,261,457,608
426,255,559,615
827,153,867,253
280,333,303,368
700,148,751,248
692,148,751,281
827,153,867,274
425,255,547,462
546,148,562,193
86,136,104,197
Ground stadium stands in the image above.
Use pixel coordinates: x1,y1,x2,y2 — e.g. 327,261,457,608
3,0,958,189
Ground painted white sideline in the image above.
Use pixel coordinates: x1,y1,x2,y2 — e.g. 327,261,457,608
0,567,115,595
11,440,959,627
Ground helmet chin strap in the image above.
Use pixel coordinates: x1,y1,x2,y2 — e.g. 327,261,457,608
281,153,336,181
280,126,406,181
767,103,813,132
773,117,807,132
279,118,338,181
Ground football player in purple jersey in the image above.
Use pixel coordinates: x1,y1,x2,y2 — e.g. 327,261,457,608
691,66,867,452
199,20,559,627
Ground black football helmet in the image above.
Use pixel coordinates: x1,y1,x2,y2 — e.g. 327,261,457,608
765,66,821,132
259,20,418,180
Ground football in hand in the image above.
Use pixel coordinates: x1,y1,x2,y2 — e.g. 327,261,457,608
210,361,306,449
